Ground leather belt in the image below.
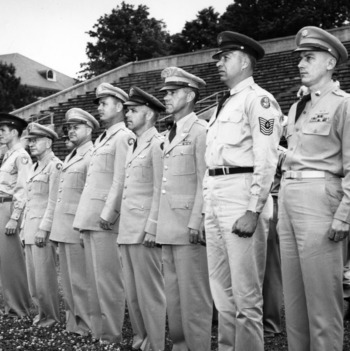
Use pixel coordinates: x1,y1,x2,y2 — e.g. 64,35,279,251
0,197,12,203
208,167,254,176
283,170,332,179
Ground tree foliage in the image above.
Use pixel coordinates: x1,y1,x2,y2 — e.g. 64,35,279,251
220,0,350,41
0,62,36,112
169,7,222,55
79,2,170,79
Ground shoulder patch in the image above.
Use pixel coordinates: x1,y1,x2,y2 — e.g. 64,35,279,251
260,96,271,109
258,117,274,136
21,156,29,164
56,163,62,170
128,138,135,146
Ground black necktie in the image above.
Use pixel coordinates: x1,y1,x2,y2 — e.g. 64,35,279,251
133,140,138,152
168,123,177,143
295,94,311,123
216,91,231,118
100,131,107,142
68,149,77,161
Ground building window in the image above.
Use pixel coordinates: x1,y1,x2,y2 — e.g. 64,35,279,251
46,70,56,81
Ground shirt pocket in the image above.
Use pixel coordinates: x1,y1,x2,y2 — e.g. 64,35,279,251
302,122,332,136
33,174,49,193
171,145,195,175
217,111,244,145
169,194,194,210
132,162,152,183
67,170,85,189
96,147,115,173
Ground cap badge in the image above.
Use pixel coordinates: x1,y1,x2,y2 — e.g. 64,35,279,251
301,29,308,37
218,35,223,45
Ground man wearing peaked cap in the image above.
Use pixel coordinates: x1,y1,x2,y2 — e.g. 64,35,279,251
118,86,166,351
204,31,282,350
278,27,350,351
50,108,99,336
22,122,62,327
212,31,265,61
124,86,165,111
93,82,128,104
160,66,206,91
25,122,58,140
294,26,348,65
0,113,32,317
156,68,213,351
73,82,134,344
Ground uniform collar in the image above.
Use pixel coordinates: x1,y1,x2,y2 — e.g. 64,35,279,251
37,150,55,166
106,121,125,136
310,80,338,104
176,112,196,133
137,126,158,145
230,76,255,96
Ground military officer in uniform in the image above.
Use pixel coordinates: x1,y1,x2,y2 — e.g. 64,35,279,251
22,123,62,327
279,26,349,351
50,108,99,335
118,87,166,351
157,67,213,351
0,113,32,317
204,32,282,351
73,83,134,344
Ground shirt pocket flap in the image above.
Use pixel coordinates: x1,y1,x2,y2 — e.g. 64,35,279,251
63,203,79,215
172,145,194,157
170,195,194,210
34,174,49,182
302,122,331,136
91,192,108,201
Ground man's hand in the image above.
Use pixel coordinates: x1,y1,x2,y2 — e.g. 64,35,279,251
188,228,205,245
143,233,156,248
35,230,49,248
232,211,259,238
328,218,350,242
5,219,18,236
99,218,112,230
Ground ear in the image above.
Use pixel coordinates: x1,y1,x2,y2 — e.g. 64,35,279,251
116,101,124,113
46,138,53,149
86,127,93,136
326,57,337,71
186,90,196,103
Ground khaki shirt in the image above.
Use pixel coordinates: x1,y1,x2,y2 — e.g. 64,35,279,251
283,81,350,223
156,112,207,245
206,76,282,213
0,142,32,220
50,141,93,244
23,151,62,244
118,127,164,244
73,122,134,233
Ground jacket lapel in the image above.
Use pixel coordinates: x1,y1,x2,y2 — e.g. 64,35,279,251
164,113,197,154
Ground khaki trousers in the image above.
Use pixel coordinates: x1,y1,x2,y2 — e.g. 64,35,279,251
59,242,90,335
162,244,212,351
25,242,60,326
278,178,344,351
204,173,271,351
0,202,31,317
82,231,125,343
120,244,166,351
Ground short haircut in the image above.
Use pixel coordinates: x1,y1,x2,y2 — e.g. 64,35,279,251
6,124,23,137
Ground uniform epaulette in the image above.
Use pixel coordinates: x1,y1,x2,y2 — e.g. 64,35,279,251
332,89,350,98
195,119,208,128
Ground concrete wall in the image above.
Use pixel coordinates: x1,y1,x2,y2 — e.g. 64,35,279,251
12,26,350,120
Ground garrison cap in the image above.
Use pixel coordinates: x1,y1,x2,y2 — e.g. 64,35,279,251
124,86,165,112
0,113,28,130
94,82,128,104
25,123,58,141
295,26,348,65
65,108,100,129
212,31,265,61
160,67,206,91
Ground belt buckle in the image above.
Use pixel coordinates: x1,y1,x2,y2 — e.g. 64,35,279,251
222,167,228,175
285,171,302,180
